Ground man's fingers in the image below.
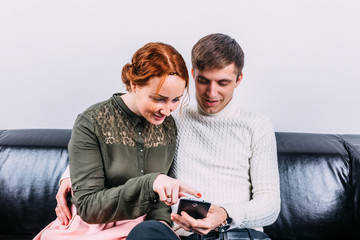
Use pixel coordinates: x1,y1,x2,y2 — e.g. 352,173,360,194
60,204,72,220
171,212,208,234
55,177,73,223
179,212,212,235
56,195,72,220
57,205,70,225
55,206,67,225
180,211,205,227
171,213,192,231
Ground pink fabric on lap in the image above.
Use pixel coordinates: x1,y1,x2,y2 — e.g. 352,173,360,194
34,204,145,240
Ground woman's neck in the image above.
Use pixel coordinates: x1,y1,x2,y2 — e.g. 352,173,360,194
120,93,141,116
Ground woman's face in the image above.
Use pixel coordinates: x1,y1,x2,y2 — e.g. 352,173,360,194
131,75,186,125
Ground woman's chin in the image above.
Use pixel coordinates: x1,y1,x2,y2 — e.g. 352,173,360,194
151,114,166,125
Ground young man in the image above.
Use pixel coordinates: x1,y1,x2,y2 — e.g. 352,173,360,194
57,33,280,240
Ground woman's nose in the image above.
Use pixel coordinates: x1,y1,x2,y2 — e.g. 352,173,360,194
160,106,171,116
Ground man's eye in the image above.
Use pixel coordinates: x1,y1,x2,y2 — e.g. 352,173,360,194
219,81,230,86
172,98,180,103
197,78,208,84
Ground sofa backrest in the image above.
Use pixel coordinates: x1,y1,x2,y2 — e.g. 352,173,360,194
264,132,360,239
0,129,71,238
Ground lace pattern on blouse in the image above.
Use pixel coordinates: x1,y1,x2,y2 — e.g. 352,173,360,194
86,100,176,147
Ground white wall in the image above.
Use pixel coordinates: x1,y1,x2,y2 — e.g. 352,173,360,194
1,0,359,134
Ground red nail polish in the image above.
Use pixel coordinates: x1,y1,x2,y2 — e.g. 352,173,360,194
197,193,202,198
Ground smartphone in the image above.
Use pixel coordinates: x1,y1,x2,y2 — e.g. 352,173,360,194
177,198,211,219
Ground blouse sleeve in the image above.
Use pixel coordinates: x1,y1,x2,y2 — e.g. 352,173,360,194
69,114,171,224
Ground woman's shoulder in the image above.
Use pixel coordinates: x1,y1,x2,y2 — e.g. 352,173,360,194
162,114,176,130
82,98,113,115
74,96,120,128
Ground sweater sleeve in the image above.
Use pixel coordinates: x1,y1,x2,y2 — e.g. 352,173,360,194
222,117,281,228
69,114,169,224
59,165,70,185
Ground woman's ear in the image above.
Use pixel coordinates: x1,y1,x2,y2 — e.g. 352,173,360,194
130,81,137,93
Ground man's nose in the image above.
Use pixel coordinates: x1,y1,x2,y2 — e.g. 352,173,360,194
206,82,217,98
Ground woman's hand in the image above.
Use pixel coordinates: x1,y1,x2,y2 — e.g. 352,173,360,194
153,174,201,205
55,177,72,225
171,204,228,235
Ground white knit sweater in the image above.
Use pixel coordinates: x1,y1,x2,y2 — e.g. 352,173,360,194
171,100,280,234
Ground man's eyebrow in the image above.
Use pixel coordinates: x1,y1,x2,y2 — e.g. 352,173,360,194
197,75,233,82
218,79,232,82
197,75,209,81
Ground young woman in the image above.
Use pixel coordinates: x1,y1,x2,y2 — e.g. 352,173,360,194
34,42,200,240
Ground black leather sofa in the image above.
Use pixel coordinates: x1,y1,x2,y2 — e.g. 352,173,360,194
0,129,359,239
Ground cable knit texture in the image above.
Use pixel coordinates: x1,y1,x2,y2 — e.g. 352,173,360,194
171,101,280,235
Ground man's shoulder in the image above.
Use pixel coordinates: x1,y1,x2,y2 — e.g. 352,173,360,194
226,106,274,134
172,104,197,119
233,107,270,121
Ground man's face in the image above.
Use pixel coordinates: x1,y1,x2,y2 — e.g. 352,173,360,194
193,63,242,114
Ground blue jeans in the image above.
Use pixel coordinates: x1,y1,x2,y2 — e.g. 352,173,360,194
126,220,270,240
127,220,180,240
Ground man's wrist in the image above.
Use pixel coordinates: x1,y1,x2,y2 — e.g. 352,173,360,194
214,207,232,233
219,206,232,225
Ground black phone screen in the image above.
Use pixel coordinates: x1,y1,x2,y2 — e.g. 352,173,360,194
177,198,211,219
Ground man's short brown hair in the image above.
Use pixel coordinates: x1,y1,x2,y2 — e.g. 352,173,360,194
191,33,245,75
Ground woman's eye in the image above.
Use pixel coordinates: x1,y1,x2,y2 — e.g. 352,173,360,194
172,98,180,103
153,98,165,102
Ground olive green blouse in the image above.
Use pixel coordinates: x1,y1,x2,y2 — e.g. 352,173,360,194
69,93,176,225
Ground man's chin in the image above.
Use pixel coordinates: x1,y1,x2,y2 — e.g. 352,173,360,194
200,104,220,114
196,97,223,114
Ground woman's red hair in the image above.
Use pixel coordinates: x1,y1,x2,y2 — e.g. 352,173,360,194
121,42,189,92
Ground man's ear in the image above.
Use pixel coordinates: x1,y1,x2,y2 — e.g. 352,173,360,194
235,73,243,88
191,68,195,79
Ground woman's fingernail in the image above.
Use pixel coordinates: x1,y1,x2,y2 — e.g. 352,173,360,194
197,193,202,198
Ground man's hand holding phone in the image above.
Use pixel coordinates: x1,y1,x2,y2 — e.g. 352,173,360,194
171,202,228,235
